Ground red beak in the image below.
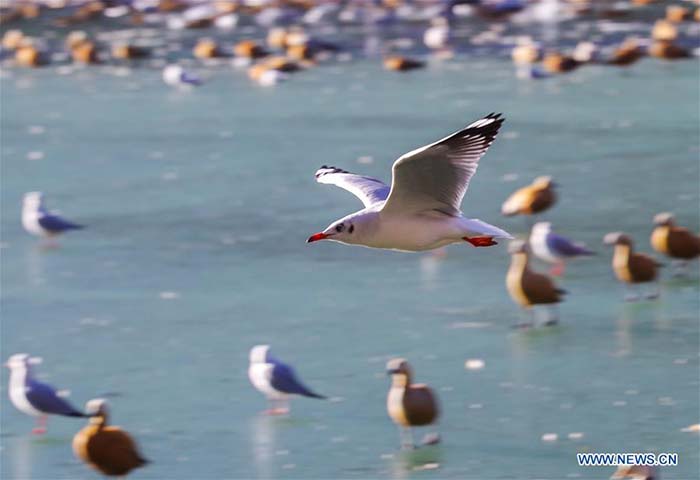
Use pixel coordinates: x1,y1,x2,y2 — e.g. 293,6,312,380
307,232,330,243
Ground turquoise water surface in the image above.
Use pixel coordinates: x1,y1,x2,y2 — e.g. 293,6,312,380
1,54,699,479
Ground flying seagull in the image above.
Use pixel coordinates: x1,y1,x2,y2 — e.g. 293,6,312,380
307,113,512,251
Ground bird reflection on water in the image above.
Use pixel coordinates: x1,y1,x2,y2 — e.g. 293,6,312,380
389,445,442,480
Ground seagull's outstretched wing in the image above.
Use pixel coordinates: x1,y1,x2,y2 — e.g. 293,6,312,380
270,362,326,399
25,379,86,417
38,214,84,233
315,165,390,208
382,113,504,216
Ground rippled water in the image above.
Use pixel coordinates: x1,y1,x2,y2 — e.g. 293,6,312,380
1,55,699,479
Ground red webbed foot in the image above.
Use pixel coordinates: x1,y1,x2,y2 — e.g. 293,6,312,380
464,236,498,247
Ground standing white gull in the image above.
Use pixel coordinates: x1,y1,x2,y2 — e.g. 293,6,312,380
307,113,512,252
6,353,86,434
529,222,594,275
248,345,326,415
22,192,84,239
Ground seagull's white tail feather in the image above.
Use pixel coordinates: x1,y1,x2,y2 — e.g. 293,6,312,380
463,218,513,239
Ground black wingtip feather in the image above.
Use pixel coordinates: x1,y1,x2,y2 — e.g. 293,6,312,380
315,165,350,179
462,113,505,142
304,391,327,399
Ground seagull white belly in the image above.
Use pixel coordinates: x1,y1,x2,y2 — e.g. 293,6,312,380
9,372,42,416
248,364,288,400
531,237,559,263
22,212,49,237
367,214,465,251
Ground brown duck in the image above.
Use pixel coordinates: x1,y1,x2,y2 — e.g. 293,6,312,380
651,212,700,273
73,399,148,477
386,358,439,449
506,240,566,326
604,232,663,300
501,176,557,217
383,56,425,72
608,38,644,67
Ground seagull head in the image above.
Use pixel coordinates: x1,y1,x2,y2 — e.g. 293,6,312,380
531,222,551,237
250,345,271,365
4,353,41,370
23,191,44,210
603,232,633,247
307,212,368,245
653,212,675,227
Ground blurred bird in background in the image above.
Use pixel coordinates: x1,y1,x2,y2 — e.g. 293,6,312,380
248,345,326,415
604,232,663,301
501,176,557,221
73,398,149,477
22,192,84,244
386,358,440,450
506,240,566,327
529,222,594,275
6,353,86,434
650,212,700,276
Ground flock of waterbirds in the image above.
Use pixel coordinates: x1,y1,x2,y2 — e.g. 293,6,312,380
8,111,699,478
1,0,698,87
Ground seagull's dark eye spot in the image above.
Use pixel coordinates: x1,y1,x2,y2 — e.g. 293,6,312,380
349,225,355,234
335,224,344,233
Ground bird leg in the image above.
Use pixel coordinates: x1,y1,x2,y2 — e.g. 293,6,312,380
40,239,60,250
512,308,534,329
399,427,414,450
265,399,289,416
645,282,660,300
549,262,565,276
463,236,497,247
623,285,640,302
543,305,559,326
671,260,689,278
32,415,47,435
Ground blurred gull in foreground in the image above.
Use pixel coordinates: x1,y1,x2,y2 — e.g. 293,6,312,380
73,399,149,476
6,353,86,434
248,345,326,415
529,222,594,275
308,113,512,252
22,192,84,241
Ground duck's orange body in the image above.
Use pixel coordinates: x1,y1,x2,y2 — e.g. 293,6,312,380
506,249,565,308
386,359,439,448
605,233,661,284
501,177,557,216
650,214,700,260
73,400,148,477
